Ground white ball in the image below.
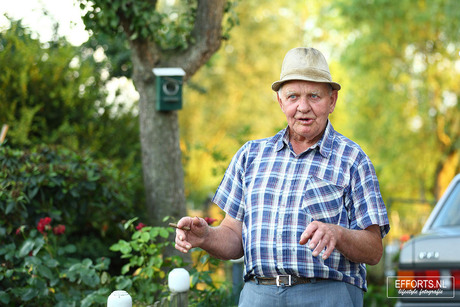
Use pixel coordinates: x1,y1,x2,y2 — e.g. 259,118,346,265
107,290,132,307
168,268,190,292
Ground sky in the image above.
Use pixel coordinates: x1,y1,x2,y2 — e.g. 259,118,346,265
0,0,89,45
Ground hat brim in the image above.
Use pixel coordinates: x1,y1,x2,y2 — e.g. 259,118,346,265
272,76,341,92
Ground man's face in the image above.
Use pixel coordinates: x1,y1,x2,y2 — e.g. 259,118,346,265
277,80,337,147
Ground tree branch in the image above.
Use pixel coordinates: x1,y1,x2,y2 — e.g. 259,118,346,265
165,0,227,80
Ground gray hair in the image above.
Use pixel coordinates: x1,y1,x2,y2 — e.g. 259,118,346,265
277,83,334,96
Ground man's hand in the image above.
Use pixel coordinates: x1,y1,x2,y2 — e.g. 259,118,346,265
299,221,341,260
173,214,244,260
174,216,209,254
299,222,383,265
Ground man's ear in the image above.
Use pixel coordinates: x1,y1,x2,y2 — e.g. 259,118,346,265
277,92,284,112
329,90,338,114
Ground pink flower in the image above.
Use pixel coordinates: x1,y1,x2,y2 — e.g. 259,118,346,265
53,224,66,235
136,222,146,230
204,217,217,225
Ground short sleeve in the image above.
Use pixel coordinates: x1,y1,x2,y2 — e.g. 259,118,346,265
212,144,248,221
347,157,390,238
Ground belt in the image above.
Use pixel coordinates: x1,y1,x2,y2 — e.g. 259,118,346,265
250,275,325,287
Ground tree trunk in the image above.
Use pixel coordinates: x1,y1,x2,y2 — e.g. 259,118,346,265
125,0,227,227
129,41,186,226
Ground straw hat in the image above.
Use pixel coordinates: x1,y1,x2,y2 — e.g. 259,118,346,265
271,47,341,92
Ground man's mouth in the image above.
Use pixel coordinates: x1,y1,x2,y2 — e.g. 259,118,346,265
297,118,314,125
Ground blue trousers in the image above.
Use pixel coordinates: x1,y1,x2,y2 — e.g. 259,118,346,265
238,279,363,307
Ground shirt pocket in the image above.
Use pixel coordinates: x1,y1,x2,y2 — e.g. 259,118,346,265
302,176,346,225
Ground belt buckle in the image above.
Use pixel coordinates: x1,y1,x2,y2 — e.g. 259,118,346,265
276,275,292,287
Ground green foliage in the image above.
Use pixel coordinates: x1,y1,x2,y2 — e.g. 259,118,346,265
0,19,105,148
188,251,236,307
81,0,239,50
81,0,197,50
109,217,183,305
364,284,395,307
0,214,236,306
0,222,111,306
0,20,143,196
326,0,460,198
83,32,133,78
0,144,134,261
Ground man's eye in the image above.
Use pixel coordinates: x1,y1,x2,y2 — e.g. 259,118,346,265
288,95,297,99
311,94,318,99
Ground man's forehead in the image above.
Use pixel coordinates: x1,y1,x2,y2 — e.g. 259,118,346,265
282,80,329,92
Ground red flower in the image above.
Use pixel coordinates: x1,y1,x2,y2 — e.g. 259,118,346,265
136,222,146,230
53,224,66,235
400,234,410,242
37,217,52,234
204,217,217,225
16,227,22,235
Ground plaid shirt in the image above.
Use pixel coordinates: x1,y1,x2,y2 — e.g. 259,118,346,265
212,121,390,291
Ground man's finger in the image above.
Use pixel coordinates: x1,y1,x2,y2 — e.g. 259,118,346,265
322,242,335,260
299,221,320,244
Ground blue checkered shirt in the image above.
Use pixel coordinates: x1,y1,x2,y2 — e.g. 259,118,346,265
212,122,390,291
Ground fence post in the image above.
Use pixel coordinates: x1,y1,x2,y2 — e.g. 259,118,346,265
168,268,190,307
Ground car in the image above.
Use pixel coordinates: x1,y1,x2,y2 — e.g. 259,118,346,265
395,173,460,306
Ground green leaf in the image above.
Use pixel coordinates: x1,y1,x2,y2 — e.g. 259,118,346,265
45,258,59,268
121,263,131,275
132,230,141,239
5,202,14,215
82,258,93,268
140,231,150,242
0,291,10,304
130,241,141,251
120,244,132,255
82,271,100,287
37,264,54,280
5,269,13,278
116,277,132,290
22,287,39,301
25,256,42,266
18,239,35,257
159,228,169,238
150,227,159,238
28,186,39,199
101,271,110,284
136,256,145,266
191,273,199,287
124,217,138,230
68,263,82,272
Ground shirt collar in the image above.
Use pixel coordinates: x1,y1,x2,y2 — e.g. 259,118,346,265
274,121,335,158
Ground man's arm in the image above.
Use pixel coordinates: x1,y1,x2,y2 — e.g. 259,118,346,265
174,214,244,260
299,223,383,265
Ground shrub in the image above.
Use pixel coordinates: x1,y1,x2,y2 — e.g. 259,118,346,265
0,144,134,262
0,217,111,306
109,217,182,305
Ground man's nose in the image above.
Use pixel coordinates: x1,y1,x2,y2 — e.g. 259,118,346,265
297,97,311,112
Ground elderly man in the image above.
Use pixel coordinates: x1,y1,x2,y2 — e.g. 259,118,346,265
174,47,390,306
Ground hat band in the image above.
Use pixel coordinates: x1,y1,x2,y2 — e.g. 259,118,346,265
281,67,332,82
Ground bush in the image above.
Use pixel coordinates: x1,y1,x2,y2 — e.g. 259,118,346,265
0,145,236,305
109,217,182,305
0,217,111,306
0,214,236,306
0,144,135,262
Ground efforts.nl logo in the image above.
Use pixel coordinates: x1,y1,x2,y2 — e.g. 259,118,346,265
387,275,455,299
